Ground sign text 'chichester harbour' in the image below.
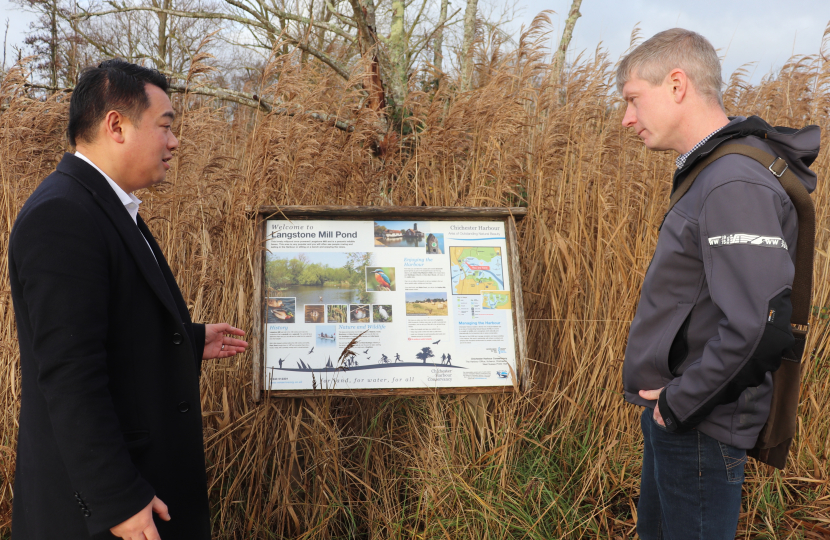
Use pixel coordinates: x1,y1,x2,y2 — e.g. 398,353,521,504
449,225,501,231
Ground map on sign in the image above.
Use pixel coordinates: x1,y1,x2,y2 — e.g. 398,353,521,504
450,246,504,295
482,291,511,310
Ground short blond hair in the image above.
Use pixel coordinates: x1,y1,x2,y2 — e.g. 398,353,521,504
616,28,724,108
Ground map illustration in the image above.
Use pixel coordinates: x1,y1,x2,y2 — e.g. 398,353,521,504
450,247,504,295
482,291,511,309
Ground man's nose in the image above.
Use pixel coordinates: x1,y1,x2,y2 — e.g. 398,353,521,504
622,104,636,127
169,132,179,150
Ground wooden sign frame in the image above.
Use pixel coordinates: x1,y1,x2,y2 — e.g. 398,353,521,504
251,206,528,400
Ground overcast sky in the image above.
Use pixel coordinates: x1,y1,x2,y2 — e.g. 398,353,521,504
2,0,828,83
515,0,828,84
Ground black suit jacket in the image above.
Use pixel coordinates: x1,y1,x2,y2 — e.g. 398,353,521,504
9,153,210,539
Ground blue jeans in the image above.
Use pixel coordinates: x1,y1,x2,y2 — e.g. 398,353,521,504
637,407,746,540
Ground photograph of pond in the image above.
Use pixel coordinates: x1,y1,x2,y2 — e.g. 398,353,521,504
266,297,296,323
327,304,347,323
374,221,428,247
265,252,376,307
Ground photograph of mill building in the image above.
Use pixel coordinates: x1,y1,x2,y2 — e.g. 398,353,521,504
374,221,428,247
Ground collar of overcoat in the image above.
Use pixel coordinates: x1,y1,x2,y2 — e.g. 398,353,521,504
56,152,185,324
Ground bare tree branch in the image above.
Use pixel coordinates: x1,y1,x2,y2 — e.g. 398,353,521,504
171,82,359,131
414,6,461,73
324,0,356,28
223,0,355,41
403,0,429,46
69,3,353,80
72,4,271,32
23,82,73,92
283,35,351,79
17,80,358,133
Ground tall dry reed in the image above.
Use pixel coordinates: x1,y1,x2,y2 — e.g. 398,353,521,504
1,20,829,538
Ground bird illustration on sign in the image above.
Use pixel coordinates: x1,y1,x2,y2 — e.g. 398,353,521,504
373,304,392,322
350,304,370,322
366,267,396,291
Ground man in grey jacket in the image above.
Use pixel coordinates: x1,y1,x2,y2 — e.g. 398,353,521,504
619,29,819,539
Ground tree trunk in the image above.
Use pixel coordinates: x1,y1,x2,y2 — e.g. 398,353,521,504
349,0,377,53
65,0,78,85
2,20,8,72
316,1,333,53
388,0,406,106
156,0,171,69
277,17,288,55
49,0,58,89
460,0,478,91
348,0,388,112
301,0,313,64
432,0,449,74
549,0,582,85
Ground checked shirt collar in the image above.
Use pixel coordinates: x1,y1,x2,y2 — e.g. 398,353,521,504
676,126,725,169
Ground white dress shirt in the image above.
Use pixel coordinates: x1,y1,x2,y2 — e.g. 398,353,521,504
74,151,157,262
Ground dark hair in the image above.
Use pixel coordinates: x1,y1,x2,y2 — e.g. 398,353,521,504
67,59,169,146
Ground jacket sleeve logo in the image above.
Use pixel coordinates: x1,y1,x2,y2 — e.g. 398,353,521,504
708,233,788,249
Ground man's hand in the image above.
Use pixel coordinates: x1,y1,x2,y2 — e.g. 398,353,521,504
203,323,248,359
639,388,666,427
110,496,170,540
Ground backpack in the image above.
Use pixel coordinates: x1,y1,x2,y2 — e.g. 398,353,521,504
668,142,815,470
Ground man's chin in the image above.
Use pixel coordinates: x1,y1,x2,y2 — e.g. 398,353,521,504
144,177,167,192
642,139,669,152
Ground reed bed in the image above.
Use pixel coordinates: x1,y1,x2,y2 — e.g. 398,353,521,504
1,23,829,538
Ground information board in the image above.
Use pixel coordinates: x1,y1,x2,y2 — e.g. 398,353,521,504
251,207,527,398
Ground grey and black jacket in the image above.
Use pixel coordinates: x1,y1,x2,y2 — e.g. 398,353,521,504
623,116,819,449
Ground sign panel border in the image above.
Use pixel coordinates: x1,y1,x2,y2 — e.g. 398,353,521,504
251,206,528,400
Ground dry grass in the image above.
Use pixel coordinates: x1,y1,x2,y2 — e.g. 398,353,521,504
1,23,830,539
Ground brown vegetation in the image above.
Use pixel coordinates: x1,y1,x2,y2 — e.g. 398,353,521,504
1,22,830,538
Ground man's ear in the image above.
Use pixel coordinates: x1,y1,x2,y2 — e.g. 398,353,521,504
102,110,127,144
668,69,688,103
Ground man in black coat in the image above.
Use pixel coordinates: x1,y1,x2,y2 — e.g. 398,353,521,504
9,60,248,539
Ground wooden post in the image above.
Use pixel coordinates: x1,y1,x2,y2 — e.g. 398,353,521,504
506,214,530,392
251,217,265,401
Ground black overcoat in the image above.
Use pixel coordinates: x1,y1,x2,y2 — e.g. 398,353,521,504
9,153,210,539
